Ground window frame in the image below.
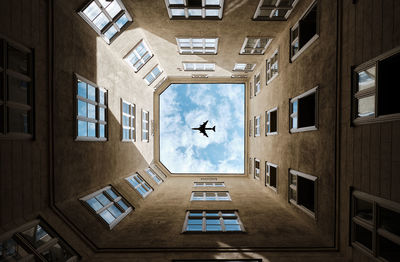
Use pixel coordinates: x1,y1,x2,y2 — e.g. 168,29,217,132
194,182,225,187
190,191,231,201
252,0,299,21
121,99,136,142
74,73,108,141
288,169,317,218
165,0,225,20
350,190,400,260
123,40,154,73
265,162,278,192
0,37,35,140
254,115,260,136
141,109,149,142
144,64,163,85
182,210,245,233
182,62,215,71
240,37,272,55
351,46,400,126
289,0,319,63
233,63,256,72
289,86,318,133
145,167,163,185
254,73,261,95
125,173,154,198
80,185,133,229
266,107,278,136
176,37,219,54
77,0,133,44
266,48,279,84
254,158,260,180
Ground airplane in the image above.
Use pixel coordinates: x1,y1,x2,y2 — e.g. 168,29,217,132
192,120,215,137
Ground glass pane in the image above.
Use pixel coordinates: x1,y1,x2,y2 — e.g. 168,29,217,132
93,12,109,30
188,9,201,16
187,225,202,231
41,242,74,262
225,224,241,231
205,212,219,217
224,219,239,224
117,200,129,211
188,219,202,225
99,107,105,121
98,0,111,8
205,192,216,200
0,238,29,260
100,210,115,224
206,225,221,231
205,9,219,16
78,100,87,117
7,46,29,75
21,225,52,248
123,128,129,139
86,197,102,211
290,188,297,200
189,212,203,217
78,81,87,98
7,77,28,104
221,211,236,217
169,0,184,4
7,108,29,133
206,0,220,5
105,1,122,18
354,197,373,222
116,14,129,28
357,95,375,117
171,9,185,16
88,103,96,119
206,220,220,225
357,66,376,91
108,204,122,218
99,124,105,137
104,26,118,41
379,236,400,262
354,223,372,250
105,188,118,199
83,1,101,21
152,66,161,76
88,85,96,101
96,193,110,206
78,120,87,136
88,122,96,137
379,207,400,235
99,90,105,104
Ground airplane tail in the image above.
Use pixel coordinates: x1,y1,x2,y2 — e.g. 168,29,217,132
212,126,216,132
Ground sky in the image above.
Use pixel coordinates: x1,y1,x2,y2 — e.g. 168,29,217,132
159,83,245,173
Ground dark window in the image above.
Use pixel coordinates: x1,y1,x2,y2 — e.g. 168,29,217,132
378,52,400,116
354,223,373,250
298,176,315,212
269,110,277,133
298,92,316,128
290,87,318,132
269,165,277,188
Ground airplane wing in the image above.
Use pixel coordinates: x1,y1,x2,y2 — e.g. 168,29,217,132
200,120,208,129
200,130,208,137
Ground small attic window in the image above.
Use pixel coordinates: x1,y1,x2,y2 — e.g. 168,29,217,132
78,0,132,44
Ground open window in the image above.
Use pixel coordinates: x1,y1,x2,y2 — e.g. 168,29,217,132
266,49,279,84
290,86,318,133
121,99,135,141
254,116,260,136
289,169,317,218
165,0,225,20
254,158,260,179
266,107,278,135
265,162,278,191
183,210,244,232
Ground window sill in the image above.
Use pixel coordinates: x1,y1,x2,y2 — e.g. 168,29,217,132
109,208,133,230
353,113,400,126
267,73,279,85
289,199,316,219
266,184,277,193
266,132,278,136
290,126,318,133
75,137,107,142
122,139,136,143
290,34,319,63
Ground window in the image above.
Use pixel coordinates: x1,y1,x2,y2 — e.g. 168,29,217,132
0,37,34,139
0,219,79,261
290,86,318,133
254,159,260,179
191,191,231,201
231,74,248,79
144,65,163,85
289,169,317,217
254,73,261,95
266,49,279,84
266,107,278,135
194,182,225,187
352,46,400,125
165,0,225,20
265,162,278,191
78,0,132,44
248,119,252,136
351,190,400,261
125,173,153,198
290,1,318,61
182,62,215,71
176,38,218,54
254,116,260,136
123,40,153,72
233,63,256,72
80,186,132,229
145,167,163,184
121,100,135,141
253,0,299,21
141,109,149,142
240,37,272,55
183,210,244,232
75,74,108,141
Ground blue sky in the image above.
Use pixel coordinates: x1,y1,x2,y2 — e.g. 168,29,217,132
159,83,245,173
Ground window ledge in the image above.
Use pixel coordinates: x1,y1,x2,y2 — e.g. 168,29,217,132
109,207,133,230
290,126,318,133
289,200,316,219
75,137,107,142
122,139,135,143
266,184,277,192
266,132,278,136
267,73,279,85
290,34,319,63
353,113,400,126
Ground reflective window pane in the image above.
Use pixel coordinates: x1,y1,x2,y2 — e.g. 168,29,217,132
83,1,101,21
7,45,29,75
93,12,109,30
116,14,129,28
357,95,375,117
106,1,122,18
8,77,28,104
358,66,376,91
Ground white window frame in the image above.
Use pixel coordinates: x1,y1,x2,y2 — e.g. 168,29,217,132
266,49,279,84
253,0,299,21
290,86,318,133
125,173,153,198
290,1,319,62
165,0,225,20
351,190,400,260
78,0,133,44
265,162,278,192
141,109,149,142
144,65,163,85
121,99,135,142
254,116,260,136
176,37,219,54
190,191,231,201
254,73,261,95
289,169,317,218
266,107,278,135
194,182,225,187
0,219,79,261
75,73,108,141
233,63,256,72
254,158,260,180
182,62,215,71
240,37,272,55
182,210,245,233
123,40,153,72
80,185,133,229
145,167,163,185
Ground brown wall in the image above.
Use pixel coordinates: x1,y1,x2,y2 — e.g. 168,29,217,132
339,0,400,261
